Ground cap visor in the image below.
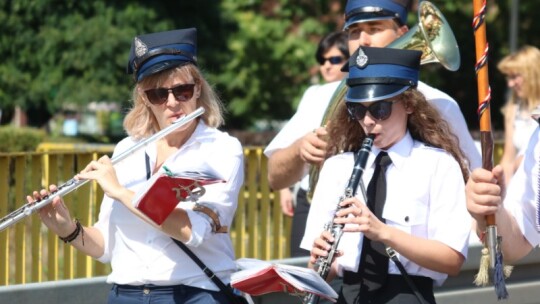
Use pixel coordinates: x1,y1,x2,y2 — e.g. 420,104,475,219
343,14,395,31
346,84,408,103
137,60,187,82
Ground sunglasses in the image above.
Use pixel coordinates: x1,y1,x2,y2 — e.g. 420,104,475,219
318,56,345,65
144,83,196,105
346,100,398,121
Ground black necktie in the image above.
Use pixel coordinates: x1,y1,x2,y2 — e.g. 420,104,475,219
358,151,392,292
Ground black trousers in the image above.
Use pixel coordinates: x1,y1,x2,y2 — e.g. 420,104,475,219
339,274,435,304
290,188,310,258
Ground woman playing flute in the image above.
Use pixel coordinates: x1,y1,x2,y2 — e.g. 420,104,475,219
28,28,244,304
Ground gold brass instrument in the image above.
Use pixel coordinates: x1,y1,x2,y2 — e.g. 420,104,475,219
306,0,460,202
0,107,205,232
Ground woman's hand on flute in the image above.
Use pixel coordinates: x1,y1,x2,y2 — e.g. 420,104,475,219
76,155,128,202
27,185,75,238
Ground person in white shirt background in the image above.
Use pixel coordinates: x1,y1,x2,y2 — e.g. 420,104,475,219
265,0,481,252
278,30,349,257
497,45,540,185
28,28,244,304
303,46,471,304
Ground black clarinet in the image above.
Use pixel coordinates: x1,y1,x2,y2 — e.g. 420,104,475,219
303,134,375,304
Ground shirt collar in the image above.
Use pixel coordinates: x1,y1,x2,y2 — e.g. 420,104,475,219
371,131,413,171
189,119,216,143
144,119,214,163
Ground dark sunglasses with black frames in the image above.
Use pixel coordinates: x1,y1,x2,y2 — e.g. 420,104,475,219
346,99,399,121
317,56,345,65
145,83,196,105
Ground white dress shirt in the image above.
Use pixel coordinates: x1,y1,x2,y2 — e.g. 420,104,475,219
506,128,540,245
416,82,482,170
513,105,538,156
264,81,341,190
300,132,471,286
93,121,244,290
264,80,482,191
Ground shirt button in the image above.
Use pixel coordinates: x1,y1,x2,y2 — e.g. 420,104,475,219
143,288,150,295
404,216,409,222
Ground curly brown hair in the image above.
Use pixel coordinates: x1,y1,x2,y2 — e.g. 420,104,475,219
325,88,470,182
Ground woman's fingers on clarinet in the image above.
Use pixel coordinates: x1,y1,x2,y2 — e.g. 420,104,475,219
312,246,330,258
314,234,333,252
340,197,361,207
335,204,362,219
321,230,335,243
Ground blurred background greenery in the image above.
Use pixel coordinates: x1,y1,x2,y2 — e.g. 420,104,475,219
0,0,537,149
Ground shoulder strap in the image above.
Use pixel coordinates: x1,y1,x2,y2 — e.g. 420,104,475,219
386,247,429,304
145,152,152,180
172,238,242,304
145,153,242,304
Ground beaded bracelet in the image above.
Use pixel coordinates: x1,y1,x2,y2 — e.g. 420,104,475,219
59,219,85,246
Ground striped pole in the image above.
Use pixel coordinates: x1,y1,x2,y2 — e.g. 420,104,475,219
472,0,508,299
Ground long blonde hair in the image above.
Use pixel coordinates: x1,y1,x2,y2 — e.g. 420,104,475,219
497,45,540,113
325,88,469,182
123,64,225,139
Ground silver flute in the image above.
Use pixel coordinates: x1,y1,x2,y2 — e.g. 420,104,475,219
0,107,205,232
303,134,375,304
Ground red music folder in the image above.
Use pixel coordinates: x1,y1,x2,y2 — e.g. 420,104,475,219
133,171,225,225
231,258,338,302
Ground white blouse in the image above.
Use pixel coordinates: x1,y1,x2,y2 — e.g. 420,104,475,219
264,81,341,190
506,128,540,245
513,104,537,156
301,131,471,286
93,121,244,289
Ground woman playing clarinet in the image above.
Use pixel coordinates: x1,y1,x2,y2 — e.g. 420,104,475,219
301,46,471,304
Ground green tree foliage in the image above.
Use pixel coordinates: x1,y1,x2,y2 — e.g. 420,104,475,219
0,0,344,130
0,0,175,125
215,0,346,129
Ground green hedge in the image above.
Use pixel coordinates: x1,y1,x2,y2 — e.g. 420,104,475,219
0,126,46,152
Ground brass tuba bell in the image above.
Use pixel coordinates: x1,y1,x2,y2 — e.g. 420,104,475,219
388,0,460,71
306,1,461,202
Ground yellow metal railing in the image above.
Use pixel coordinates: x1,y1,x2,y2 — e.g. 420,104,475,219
0,142,505,286
0,145,292,286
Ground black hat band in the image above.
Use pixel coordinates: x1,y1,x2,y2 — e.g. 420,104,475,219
346,77,416,87
132,47,196,74
345,7,399,20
